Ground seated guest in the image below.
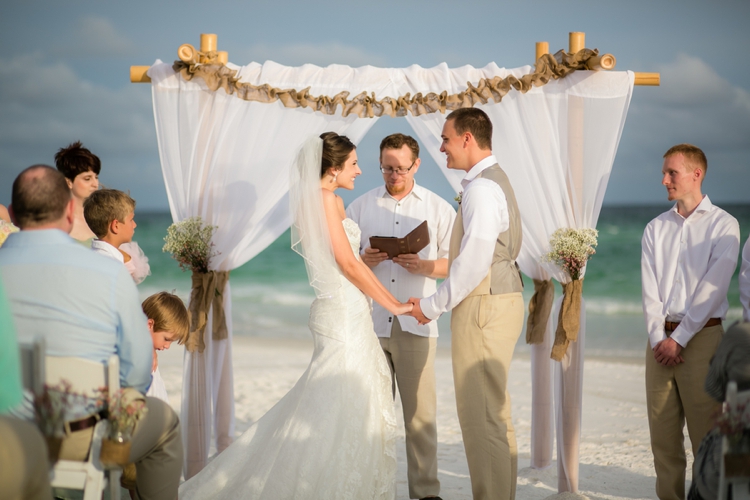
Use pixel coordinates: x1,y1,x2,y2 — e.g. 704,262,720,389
0,203,19,248
84,189,148,283
0,277,52,500
54,141,100,245
688,321,750,500
142,291,189,404
0,165,183,500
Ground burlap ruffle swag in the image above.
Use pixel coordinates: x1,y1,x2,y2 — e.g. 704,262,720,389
171,48,601,118
186,270,229,353
526,278,555,344
551,279,583,361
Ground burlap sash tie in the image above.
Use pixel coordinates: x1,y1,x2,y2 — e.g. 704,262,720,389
526,278,555,344
186,270,229,353
551,279,583,361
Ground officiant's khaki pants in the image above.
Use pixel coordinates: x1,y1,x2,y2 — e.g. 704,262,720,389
0,416,52,500
380,318,440,499
645,325,723,500
451,292,524,500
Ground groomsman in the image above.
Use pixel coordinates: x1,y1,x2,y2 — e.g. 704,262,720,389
347,133,455,500
410,108,525,500
641,144,740,500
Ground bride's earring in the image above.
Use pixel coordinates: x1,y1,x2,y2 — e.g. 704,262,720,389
332,172,338,184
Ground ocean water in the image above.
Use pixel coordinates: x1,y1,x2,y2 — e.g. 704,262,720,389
134,204,750,359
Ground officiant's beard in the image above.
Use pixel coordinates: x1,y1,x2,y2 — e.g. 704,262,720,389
386,177,413,196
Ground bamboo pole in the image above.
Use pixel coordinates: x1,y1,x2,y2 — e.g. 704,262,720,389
130,66,151,83
536,41,549,63
586,53,616,71
569,32,585,54
634,72,660,86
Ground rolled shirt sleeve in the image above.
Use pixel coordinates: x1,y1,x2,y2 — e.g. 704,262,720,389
421,178,508,319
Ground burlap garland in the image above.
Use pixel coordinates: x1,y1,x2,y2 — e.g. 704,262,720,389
186,270,229,353
526,278,555,344
171,48,600,118
551,279,584,361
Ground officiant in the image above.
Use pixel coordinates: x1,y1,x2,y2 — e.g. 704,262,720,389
346,133,455,500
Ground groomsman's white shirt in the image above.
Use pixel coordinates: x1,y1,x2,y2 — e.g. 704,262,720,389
641,195,740,348
420,155,510,321
741,235,750,322
347,182,455,338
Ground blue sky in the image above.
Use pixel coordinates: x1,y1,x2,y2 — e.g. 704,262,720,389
1,0,748,210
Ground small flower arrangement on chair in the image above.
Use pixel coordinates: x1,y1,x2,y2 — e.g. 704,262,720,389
33,380,88,464
98,388,148,467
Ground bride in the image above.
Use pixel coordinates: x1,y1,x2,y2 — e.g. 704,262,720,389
178,133,413,499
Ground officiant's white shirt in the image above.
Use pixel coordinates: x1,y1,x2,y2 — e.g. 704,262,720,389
420,155,510,320
347,182,455,338
641,195,740,348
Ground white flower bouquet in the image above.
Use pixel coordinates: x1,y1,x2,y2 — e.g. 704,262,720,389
542,227,598,281
162,216,219,273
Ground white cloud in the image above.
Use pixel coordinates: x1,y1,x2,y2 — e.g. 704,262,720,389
0,54,163,207
235,42,388,68
53,15,138,58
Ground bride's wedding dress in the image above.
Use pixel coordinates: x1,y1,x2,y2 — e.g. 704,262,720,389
178,217,397,499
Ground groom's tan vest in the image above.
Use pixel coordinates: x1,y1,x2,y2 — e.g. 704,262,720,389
448,164,523,297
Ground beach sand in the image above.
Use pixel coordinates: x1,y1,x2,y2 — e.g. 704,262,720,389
157,336,694,500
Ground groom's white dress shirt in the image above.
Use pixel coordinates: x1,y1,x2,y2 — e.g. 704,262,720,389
347,182,455,337
740,235,750,322
421,155,509,320
641,195,740,348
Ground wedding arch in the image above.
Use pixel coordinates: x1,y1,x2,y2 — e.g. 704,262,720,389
131,32,658,493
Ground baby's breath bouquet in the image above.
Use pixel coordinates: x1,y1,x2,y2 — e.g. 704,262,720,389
542,228,598,281
163,216,219,273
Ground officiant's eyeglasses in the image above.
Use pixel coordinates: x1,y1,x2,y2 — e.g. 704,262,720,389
380,160,416,176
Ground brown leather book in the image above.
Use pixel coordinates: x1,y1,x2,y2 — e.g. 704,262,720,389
369,220,430,260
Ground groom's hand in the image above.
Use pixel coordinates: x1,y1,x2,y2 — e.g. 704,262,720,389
408,297,431,325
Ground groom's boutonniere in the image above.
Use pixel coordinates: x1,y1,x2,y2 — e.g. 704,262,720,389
454,191,463,205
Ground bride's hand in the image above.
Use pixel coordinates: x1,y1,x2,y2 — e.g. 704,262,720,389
394,301,413,316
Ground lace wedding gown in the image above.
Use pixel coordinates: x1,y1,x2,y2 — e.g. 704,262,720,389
179,218,397,500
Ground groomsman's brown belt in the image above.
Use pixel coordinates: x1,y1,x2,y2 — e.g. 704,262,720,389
64,411,103,433
664,317,721,332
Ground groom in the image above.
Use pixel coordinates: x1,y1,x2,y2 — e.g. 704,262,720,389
410,107,524,500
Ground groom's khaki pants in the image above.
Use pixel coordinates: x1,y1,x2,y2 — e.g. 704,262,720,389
645,325,722,500
380,318,440,499
451,292,523,500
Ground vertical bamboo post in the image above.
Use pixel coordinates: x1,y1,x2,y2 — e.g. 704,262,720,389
200,34,217,63
535,41,549,63
569,31,585,54
530,37,556,473
557,29,586,494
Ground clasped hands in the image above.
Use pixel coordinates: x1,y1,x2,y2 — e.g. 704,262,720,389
652,337,685,366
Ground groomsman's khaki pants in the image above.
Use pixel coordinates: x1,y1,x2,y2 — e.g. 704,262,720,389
645,325,723,500
451,292,524,500
0,415,52,500
380,318,440,499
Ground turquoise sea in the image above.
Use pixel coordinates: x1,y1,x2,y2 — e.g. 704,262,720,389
135,205,750,359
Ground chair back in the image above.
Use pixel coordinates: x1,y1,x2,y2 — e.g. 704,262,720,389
46,354,120,396
18,337,46,395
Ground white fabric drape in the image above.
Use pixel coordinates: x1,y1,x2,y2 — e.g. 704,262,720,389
149,58,633,489
149,60,379,477
408,70,634,492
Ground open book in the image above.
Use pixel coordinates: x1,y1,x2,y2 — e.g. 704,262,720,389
369,220,430,260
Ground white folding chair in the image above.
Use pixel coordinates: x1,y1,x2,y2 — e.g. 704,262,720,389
45,354,122,500
718,381,750,500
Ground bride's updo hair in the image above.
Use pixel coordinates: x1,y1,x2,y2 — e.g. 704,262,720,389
319,132,356,178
